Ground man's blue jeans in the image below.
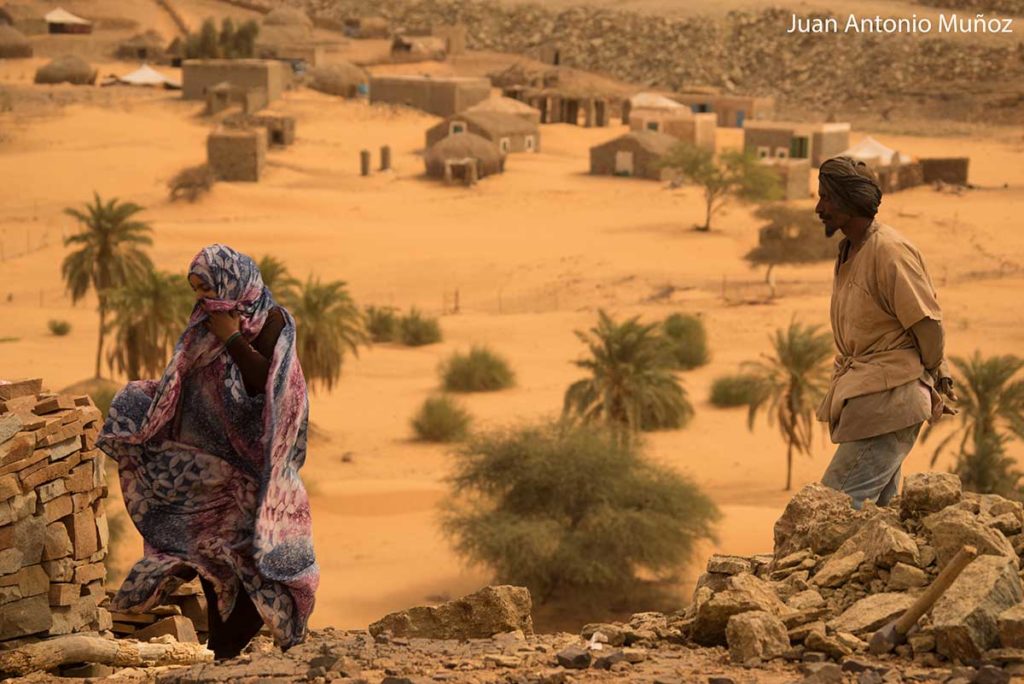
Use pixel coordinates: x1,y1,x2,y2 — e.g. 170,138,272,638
821,423,924,509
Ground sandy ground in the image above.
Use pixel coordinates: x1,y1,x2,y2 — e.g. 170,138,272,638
2,34,1024,632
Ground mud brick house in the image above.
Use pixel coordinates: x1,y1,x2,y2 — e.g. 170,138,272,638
672,92,774,128
370,75,491,117
207,129,266,182
426,112,540,154
629,111,716,152
743,121,851,167
761,158,811,200
590,130,676,180
182,60,287,104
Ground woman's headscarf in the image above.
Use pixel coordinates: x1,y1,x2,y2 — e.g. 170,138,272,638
183,244,275,368
819,156,883,219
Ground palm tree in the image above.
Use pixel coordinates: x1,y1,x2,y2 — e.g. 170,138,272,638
287,275,368,392
563,310,693,434
924,352,1024,496
106,271,194,380
62,194,154,379
257,255,299,303
745,320,833,490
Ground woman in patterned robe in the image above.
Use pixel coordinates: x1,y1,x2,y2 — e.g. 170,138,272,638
98,244,317,659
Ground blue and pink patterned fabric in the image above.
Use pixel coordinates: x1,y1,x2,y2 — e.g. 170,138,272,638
98,244,317,649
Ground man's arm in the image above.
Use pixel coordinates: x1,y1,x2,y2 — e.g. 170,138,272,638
910,318,956,398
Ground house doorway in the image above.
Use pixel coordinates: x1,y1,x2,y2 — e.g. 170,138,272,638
615,151,634,176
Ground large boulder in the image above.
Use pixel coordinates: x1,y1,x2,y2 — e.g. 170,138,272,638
826,593,915,635
923,507,1017,569
932,555,1023,661
726,610,790,663
774,483,866,559
844,515,920,568
997,604,1024,649
692,573,788,646
368,586,533,640
900,473,962,519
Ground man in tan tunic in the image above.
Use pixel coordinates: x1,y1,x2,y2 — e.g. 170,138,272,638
815,156,956,509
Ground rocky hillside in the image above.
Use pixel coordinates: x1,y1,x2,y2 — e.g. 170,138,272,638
9,473,1024,683
279,0,1024,123
914,0,1023,14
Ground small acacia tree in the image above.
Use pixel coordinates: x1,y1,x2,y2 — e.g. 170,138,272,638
442,421,719,607
745,206,838,298
660,144,782,231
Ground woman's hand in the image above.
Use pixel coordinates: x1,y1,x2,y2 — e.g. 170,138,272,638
205,311,241,343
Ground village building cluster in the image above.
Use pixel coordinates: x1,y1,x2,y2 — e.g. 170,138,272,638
0,2,972,191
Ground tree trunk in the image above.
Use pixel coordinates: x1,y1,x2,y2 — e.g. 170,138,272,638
698,193,713,231
785,441,793,491
0,635,212,676
94,301,106,379
766,264,777,299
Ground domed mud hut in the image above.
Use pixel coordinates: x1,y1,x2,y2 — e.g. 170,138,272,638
307,61,367,98
424,133,506,182
0,24,32,58
34,54,97,85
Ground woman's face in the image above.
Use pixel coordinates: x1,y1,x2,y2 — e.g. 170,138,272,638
188,274,217,301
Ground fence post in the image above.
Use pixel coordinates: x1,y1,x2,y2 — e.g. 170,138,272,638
380,145,391,171
360,150,371,176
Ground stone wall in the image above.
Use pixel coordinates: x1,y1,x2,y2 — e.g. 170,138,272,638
0,378,110,646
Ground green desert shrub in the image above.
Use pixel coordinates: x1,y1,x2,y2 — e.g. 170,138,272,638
411,395,471,442
365,305,399,343
48,319,71,336
662,313,709,370
168,164,215,203
710,373,767,408
441,346,515,392
399,308,442,346
442,421,720,606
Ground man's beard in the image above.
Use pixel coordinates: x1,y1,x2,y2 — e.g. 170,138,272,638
824,222,840,238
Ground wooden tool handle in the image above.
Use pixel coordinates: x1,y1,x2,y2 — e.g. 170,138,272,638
894,545,978,635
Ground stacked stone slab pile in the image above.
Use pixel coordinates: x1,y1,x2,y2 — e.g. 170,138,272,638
676,474,1024,674
108,577,207,645
0,378,111,646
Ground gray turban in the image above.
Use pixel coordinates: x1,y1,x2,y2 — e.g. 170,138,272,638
819,156,882,219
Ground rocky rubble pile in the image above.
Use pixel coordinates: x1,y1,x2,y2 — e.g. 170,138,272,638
108,577,209,645
0,378,112,646
276,0,1023,121
678,474,1024,678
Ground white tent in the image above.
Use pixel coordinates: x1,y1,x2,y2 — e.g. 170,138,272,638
841,136,913,166
629,92,686,110
106,64,180,88
44,7,91,26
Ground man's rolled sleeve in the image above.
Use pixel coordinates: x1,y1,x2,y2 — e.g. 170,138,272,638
880,242,943,330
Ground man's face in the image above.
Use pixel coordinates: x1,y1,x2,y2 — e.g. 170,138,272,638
815,186,851,238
